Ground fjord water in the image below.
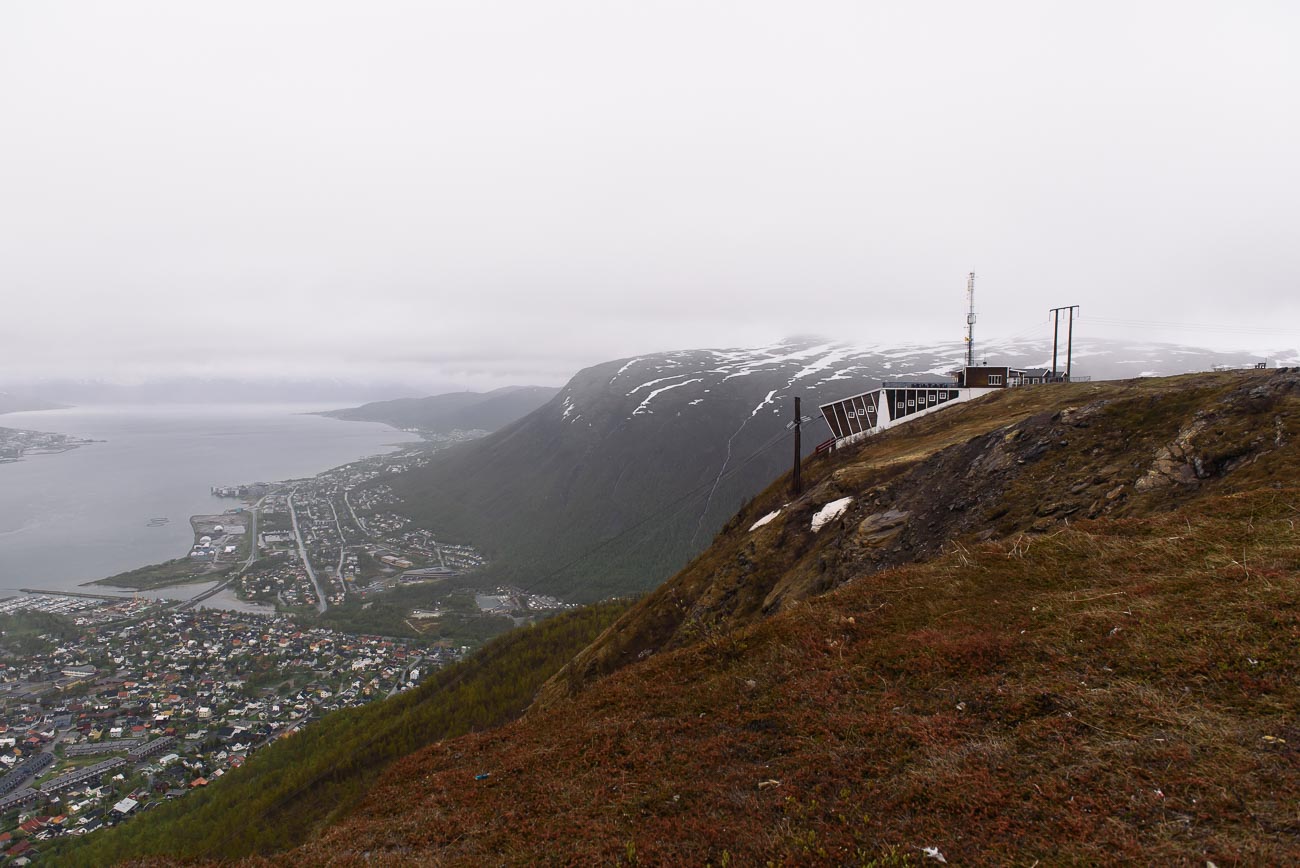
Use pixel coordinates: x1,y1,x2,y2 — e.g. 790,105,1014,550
0,404,419,593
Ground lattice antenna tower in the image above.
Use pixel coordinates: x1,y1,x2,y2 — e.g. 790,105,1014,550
965,272,977,368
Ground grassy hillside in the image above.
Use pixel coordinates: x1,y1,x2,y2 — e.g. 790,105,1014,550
51,601,628,865
274,379,1300,863
218,368,1300,865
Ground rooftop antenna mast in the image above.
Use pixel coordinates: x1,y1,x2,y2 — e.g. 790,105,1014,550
965,272,977,368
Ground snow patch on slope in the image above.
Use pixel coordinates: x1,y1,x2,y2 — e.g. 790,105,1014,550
819,368,859,384
713,342,842,382
609,357,646,384
750,390,779,417
811,497,853,533
632,379,703,416
626,375,685,396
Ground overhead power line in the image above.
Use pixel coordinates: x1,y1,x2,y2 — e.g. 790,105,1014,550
1084,316,1299,337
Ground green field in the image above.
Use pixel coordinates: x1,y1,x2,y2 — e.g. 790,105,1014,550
93,557,231,590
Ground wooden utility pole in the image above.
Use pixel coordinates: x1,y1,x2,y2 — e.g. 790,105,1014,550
1049,307,1062,380
1048,305,1079,381
1050,305,1081,381
792,396,803,496
1065,305,1079,381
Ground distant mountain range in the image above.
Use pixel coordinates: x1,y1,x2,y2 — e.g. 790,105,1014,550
0,378,465,406
386,336,1297,601
318,386,560,434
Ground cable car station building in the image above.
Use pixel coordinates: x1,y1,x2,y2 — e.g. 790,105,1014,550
819,274,1078,450
819,365,1057,449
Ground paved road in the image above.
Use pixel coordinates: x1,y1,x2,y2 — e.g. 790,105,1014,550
328,499,348,598
244,495,265,570
343,489,367,533
387,654,424,698
288,489,328,613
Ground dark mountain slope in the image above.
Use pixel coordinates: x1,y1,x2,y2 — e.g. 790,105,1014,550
384,339,1295,602
545,369,1300,700
389,350,827,601
318,385,559,433
278,375,1300,864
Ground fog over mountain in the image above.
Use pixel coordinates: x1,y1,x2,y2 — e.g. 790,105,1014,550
7,3,1300,863
2,3,1298,388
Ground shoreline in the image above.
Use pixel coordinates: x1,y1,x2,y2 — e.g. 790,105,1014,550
88,511,254,591
4,406,429,619
0,426,99,463
86,439,433,603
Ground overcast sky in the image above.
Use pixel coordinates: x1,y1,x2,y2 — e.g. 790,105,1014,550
2,1,1298,390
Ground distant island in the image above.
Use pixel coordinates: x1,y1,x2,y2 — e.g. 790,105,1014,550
0,426,94,463
0,391,68,415
316,385,559,436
